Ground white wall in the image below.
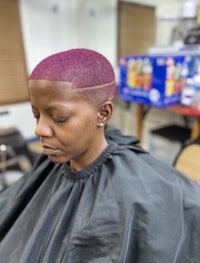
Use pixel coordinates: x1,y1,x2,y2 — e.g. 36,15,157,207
0,102,35,140
19,0,117,75
20,0,89,74
87,0,117,66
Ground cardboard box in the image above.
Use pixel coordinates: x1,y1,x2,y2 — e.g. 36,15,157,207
186,54,200,75
119,54,187,107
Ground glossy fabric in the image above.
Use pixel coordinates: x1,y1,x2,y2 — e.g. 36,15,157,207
0,129,200,262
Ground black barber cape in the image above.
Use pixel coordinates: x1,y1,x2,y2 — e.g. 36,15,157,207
0,128,200,263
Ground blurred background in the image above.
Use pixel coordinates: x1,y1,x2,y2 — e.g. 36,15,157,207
1,0,200,189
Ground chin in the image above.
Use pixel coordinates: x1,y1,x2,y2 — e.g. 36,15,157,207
47,155,69,164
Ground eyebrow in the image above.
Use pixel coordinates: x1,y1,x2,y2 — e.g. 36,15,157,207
31,104,71,112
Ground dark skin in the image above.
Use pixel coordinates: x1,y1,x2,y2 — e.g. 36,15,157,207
28,80,113,172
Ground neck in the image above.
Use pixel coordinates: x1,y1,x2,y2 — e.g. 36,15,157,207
70,137,108,172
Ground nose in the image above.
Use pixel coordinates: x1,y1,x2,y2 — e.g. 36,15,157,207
35,116,53,138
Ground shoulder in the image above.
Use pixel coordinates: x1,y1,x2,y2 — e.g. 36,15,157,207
105,131,200,206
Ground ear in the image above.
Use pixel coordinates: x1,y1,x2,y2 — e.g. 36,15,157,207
97,101,113,127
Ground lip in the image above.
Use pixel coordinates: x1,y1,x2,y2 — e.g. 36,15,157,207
42,144,61,156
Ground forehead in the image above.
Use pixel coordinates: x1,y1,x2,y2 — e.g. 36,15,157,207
29,80,83,103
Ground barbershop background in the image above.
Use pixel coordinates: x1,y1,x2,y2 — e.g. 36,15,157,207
1,0,200,188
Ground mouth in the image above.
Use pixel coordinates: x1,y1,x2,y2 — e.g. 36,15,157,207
42,145,61,156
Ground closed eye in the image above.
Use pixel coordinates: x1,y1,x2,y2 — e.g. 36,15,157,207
53,117,70,123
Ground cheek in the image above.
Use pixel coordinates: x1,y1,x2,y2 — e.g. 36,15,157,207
73,119,97,146
75,111,98,131
75,121,96,138
82,114,97,132
54,121,92,145
54,111,98,145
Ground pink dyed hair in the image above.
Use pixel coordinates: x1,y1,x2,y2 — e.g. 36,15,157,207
30,48,116,104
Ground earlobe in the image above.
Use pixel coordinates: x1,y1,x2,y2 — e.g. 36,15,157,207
97,101,113,127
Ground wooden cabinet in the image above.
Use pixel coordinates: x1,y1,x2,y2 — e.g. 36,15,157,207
117,2,156,57
0,0,28,105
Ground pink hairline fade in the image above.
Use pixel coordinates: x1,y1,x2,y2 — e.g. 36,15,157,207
29,48,117,102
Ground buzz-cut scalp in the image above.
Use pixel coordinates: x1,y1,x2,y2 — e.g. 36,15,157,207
30,48,116,103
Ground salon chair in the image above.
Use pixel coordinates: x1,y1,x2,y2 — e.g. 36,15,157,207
174,136,200,184
0,127,35,190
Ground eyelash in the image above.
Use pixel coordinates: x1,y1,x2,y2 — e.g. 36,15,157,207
33,115,68,124
53,118,68,124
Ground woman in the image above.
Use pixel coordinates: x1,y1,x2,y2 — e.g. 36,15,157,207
0,48,200,262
